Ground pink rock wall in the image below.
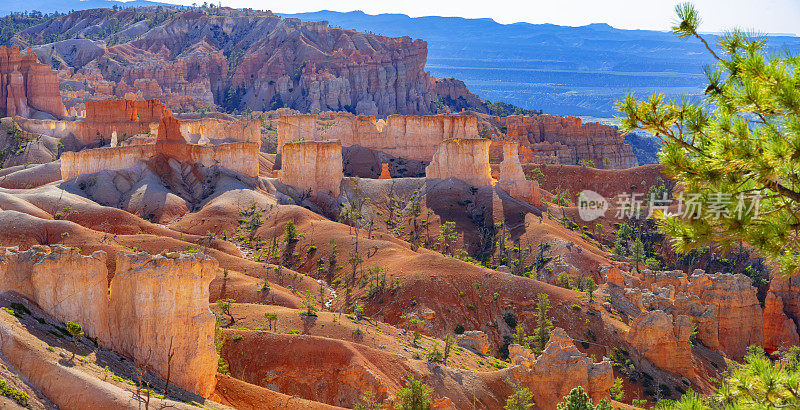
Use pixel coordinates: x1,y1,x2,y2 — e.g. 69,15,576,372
638,270,763,360
60,141,259,180
425,138,492,186
78,99,167,144
503,115,638,169
277,113,478,161
0,46,67,119
0,245,219,397
498,142,541,206
279,140,344,198
180,117,261,144
627,311,693,378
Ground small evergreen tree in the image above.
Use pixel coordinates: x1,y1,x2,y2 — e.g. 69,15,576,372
264,312,278,331
218,298,235,324
531,293,553,355
66,321,83,360
354,391,381,410
443,334,456,365
584,278,597,303
438,221,458,256
505,382,535,410
300,290,318,316
630,237,645,274
556,386,612,410
514,325,530,348
610,377,625,401
395,374,433,410
283,219,299,243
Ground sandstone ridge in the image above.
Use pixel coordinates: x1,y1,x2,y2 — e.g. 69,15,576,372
0,45,67,119
0,245,219,397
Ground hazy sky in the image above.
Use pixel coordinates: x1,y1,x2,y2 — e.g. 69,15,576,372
170,0,800,36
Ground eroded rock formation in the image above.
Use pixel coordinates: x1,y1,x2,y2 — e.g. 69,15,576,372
0,46,67,119
78,99,166,144
0,245,219,397
511,328,612,409
764,291,800,352
179,117,261,144
627,311,693,378
108,251,219,397
766,274,800,347
278,112,478,162
429,78,486,113
426,138,492,186
456,331,490,355
502,115,637,169
629,270,763,360
279,140,344,198
378,163,391,179
61,109,260,179
20,8,440,116
498,142,541,206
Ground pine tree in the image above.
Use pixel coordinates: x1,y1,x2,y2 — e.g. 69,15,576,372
300,290,318,316
395,374,433,410
556,387,611,410
617,2,800,276
630,237,645,274
584,278,597,303
66,321,83,361
505,382,535,410
531,293,553,355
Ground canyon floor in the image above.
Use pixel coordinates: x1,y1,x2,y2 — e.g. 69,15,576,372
0,145,765,409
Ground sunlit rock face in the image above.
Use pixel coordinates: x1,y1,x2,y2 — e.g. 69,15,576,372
0,245,219,397
0,46,67,119
503,115,638,169
279,140,344,198
277,112,478,162
426,138,492,187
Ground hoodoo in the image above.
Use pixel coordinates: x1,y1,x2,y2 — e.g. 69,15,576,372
279,140,344,198
426,138,493,186
0,46,67,119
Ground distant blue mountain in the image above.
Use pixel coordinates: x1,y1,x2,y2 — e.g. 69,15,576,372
0,0,173,15
279,10,800,117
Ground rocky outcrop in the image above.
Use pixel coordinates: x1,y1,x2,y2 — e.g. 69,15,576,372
0,46,67,119
61,109,260,179
763,292,800,352
426,138,492,186
498,142,541,206
766,275,800,339
502,115,637,169
0,245,219,397
0,246,108,339
511,328,612,409
157,109,184,143
108,251,219,397
279,140,343,198
179,117,261,144
634,270,763,360
627,311,693,378
78,99,166,144
20,8,436,116
601,265,626,286
429,77,486,113
378,163,391,179
456,331,490,355
277,112,478,162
